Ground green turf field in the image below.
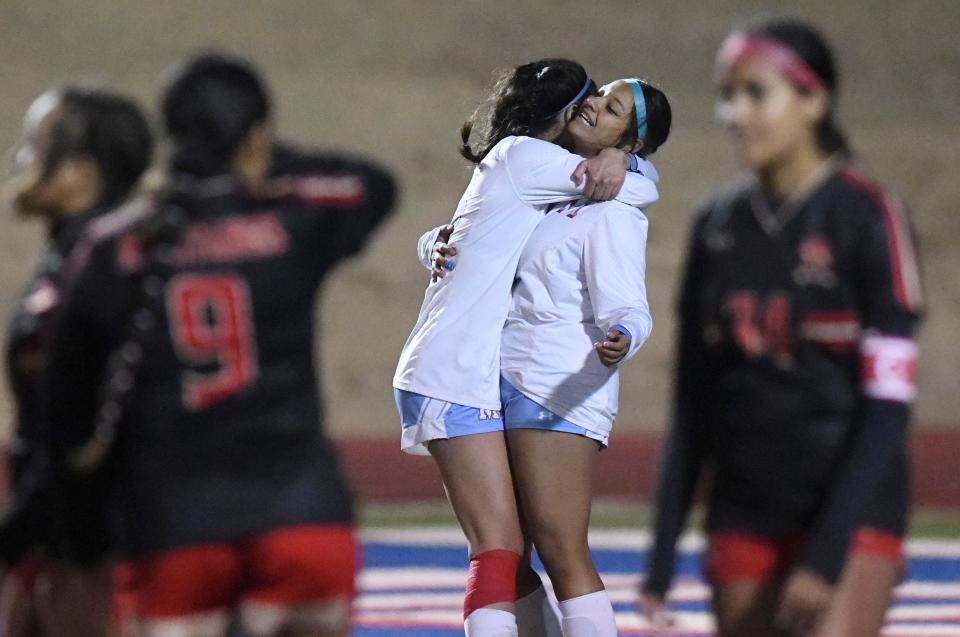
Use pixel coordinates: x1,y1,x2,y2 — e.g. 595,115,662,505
360,499,960,537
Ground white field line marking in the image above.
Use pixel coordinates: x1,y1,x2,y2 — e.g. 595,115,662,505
353,608,960,636
881,627,960,637
360,568,960,604
361,527,960,557
898,583,960,598
354,609,717,632
887,605,960,621
357,588,960,622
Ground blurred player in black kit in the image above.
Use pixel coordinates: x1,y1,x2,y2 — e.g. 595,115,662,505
0,86,153,637
45,53,396,637
640,17,923,637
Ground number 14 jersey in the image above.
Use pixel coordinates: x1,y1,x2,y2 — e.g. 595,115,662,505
649,162,924,588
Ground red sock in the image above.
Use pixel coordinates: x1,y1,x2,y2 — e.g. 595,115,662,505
463,549,520,619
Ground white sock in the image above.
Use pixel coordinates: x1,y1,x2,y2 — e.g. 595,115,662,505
465,608,519,637
516,584,563,637
557,590,617,637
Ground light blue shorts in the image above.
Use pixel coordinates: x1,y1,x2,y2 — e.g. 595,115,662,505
394,388,503,456
500,376,608,447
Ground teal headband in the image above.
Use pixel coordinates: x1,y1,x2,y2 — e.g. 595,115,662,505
623,78,648,141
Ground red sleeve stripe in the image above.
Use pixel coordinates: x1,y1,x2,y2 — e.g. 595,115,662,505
841,169,924,312
59,200,154,293
273,175,368,208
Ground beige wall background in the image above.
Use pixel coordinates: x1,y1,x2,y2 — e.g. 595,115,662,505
0,1,957,439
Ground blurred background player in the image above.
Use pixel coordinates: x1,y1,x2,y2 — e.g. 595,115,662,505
640,17,923,637
394,58,659,637
0,86,153,637
44,53,396,637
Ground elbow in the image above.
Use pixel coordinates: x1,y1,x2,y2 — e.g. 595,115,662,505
647,187,660,206
629,314,653,353
638,316,653,348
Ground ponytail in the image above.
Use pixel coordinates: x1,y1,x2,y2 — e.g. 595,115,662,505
817,116,851,158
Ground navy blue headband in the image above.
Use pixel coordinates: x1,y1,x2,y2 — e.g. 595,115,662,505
549,76,593,118
623,78,648,140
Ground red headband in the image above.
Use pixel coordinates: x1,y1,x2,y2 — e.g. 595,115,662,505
717,33,826,92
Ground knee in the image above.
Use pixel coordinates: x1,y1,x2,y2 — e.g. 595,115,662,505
527,519,588,570
712,584,779,637
534,533,592,578
466,516,524,556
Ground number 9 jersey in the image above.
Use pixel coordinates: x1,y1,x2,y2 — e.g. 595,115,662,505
45,146,396,560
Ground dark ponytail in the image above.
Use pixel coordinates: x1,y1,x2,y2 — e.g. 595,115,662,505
460,58,593,164
742,17,852,158
161,53,270,178
815,117,850,158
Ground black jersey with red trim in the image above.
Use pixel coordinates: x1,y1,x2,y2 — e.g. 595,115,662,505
645,163,923,593
46,147,396,558
1,210,107,563
6,214,99,472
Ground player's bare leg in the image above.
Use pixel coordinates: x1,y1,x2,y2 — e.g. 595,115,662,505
515,543,541,598
240,599,350,637
430,432,525,582
513,539,562,637
135,613,231,637
430,432,524,632
39,560,113,637
506,429,600,600
507,429,618,637
0,571,36,637
810,552,898,637
711,579,789,637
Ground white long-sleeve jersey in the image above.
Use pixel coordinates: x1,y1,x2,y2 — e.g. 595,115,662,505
499,197,653,437
393,135,658,410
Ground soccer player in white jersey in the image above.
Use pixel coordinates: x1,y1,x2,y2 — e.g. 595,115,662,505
500,79,670,637
422,78,672,637
393,60,659,637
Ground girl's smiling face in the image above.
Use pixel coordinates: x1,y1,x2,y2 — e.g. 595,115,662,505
565,80,638,157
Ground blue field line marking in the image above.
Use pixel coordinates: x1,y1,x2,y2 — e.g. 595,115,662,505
357,533,960,636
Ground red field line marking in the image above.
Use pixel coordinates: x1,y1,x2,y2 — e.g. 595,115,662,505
337,428,960,508
1,428,956,508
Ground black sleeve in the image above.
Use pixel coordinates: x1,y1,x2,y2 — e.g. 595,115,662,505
799,194,923,583
44,240,125,564
271,146,398,263
46,239,122,453
643,214,710,598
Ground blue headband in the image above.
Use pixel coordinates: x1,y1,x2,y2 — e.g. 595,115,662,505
623,78,648,141
550,76,593,118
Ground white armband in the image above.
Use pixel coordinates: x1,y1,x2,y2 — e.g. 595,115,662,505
861,332,918,403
